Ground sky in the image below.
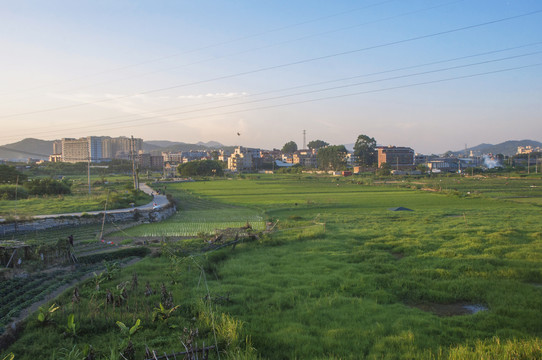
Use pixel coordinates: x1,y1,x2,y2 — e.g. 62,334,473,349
0,0,541,154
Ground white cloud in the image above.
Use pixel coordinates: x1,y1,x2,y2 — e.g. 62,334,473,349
177,92,249,99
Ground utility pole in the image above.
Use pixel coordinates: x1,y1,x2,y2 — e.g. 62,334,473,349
303,130,306,150
528,153,531,174
87,140,91,195
130,136,139,190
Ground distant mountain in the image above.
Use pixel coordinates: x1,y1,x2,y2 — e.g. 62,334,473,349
196,141,223,148
453,140,542,157
0,138,53,160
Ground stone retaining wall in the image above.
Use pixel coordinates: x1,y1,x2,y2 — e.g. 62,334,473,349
0,205,176,236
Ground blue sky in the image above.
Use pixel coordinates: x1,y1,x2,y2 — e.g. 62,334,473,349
0,0,541,154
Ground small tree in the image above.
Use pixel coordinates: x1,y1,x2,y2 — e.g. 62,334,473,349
377,162,391,176
353,134,377,167
281,141,298,154
317,145,347,171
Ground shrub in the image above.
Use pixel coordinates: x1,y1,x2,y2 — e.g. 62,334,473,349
0,185,28,200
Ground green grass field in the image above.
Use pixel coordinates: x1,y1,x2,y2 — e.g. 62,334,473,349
3,174,542,359
0,175,152,217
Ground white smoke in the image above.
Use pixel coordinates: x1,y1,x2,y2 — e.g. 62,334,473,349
483,155,501,169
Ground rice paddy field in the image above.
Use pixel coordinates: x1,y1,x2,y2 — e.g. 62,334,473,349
113,187,265,237
3,173,542,359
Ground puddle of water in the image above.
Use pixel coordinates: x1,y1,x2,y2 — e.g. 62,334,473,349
411,303,488,317
463,304,488,314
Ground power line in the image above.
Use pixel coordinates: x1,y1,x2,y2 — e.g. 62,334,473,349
1,8,540,120
2,45,540,142
0,0,398,99
0,0,461,106
15,61,541,139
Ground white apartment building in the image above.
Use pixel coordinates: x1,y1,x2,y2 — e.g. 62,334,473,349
61,137,103,163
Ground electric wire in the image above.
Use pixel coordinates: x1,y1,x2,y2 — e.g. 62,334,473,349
2,47,539,142
13,61,539,140
0,0,461,105
0,0,398,98
1,8,539,120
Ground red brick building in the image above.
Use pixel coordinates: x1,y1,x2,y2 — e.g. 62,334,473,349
377,146,415,170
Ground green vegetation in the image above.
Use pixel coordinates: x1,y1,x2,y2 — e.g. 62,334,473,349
115,187,264,237
0,175,151,217
3,174,542,359
0,165,27,184
177,159,224,177
317,145,348,170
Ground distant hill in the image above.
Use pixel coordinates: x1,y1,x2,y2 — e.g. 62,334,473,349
453,140,542,157
0,138,228,161
0,138,53,160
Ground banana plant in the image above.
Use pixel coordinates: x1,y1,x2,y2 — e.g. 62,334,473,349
64,314,77,337
116,318,142,346
152,303,180,324
37,303,60,325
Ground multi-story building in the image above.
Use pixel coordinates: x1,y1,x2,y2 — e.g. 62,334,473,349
377,146,415,170
427,158,459,173
61,137,103,163
52,140,62,156
228,146,262,171
292,149,318,168
182,150,209,162
517,145,542,154
102,137,142,160
162,152,183,163
137,152,164,170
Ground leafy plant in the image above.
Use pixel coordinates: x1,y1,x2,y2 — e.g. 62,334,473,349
1,353,15,360
152,303,180,324
55,345,83,360
116,318,142,354
64,314,77,337
37,303,60,325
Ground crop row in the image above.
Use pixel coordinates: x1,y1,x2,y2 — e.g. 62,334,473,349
132,220,266,237
0,264,106,332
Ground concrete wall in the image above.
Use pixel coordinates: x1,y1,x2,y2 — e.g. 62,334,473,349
0,205,176,236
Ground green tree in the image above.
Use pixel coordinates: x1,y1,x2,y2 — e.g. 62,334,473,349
307,140,329,150
353,135,377,167
177,160,224,177
318,145,347,171
281,141,298,154
24,178,72,196
416,164,429,174
0,165,27,184
377,162,391,176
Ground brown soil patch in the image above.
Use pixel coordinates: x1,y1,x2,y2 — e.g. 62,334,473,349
411,302,487,317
